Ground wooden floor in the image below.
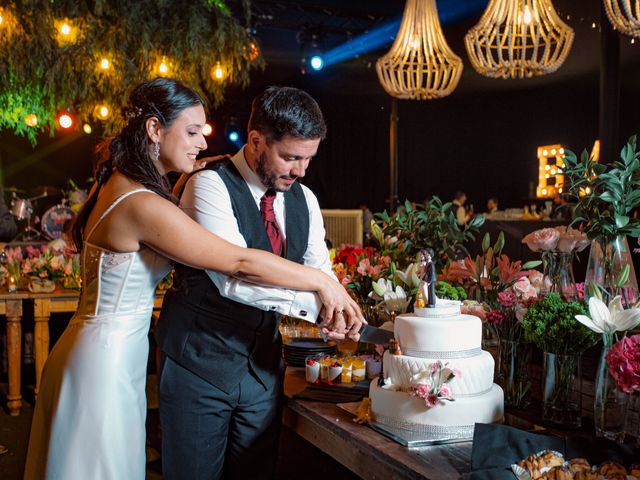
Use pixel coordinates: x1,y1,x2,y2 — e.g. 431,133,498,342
0,381,360,480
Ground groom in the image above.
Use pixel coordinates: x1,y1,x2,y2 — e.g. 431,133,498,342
156,86,361,479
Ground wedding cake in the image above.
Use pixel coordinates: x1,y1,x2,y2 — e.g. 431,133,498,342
369,299,504,438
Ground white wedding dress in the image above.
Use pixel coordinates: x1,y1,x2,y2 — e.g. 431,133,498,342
24,189,171,479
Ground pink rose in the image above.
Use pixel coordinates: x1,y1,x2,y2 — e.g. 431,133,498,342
522,228,560,252
606,335,640,394
513,277,537,300
555,226,589,253
575,282,585,301
527,270,544,293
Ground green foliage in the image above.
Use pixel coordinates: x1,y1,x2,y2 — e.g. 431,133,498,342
0,0,263,143
563,135,640,244
372,197,484,274
521,293,598,355
435,281,467,301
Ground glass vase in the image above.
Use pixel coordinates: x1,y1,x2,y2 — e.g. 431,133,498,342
625,394,640,448
585,237,639,308
540,251,578,300
542,352,582,429
594,345,629,442
497,339,531,409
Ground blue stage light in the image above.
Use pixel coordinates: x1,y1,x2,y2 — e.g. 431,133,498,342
228,131,239,142
321,0,489,68
309,55,324,71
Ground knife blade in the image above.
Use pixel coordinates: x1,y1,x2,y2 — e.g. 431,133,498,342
357,324,395,345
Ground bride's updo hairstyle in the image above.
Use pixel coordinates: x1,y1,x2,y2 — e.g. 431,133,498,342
72,77,205,251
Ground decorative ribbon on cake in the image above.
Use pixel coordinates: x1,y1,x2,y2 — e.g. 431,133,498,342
402,347,482,359
371,412,476,438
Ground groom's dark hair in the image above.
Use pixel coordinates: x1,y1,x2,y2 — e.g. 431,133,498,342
248,86,327,143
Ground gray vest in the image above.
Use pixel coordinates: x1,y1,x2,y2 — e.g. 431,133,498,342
156,159,310,393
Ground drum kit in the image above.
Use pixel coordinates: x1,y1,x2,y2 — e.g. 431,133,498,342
7,186,77,241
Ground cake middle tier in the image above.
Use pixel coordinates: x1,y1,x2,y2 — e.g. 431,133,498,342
383,350,495,395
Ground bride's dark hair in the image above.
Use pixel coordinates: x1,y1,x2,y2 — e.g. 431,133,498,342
72,77,204,251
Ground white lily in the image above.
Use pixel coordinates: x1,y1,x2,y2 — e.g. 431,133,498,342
575,295,640,335
383,285,409,313
394,262,421,289
370,278,394,299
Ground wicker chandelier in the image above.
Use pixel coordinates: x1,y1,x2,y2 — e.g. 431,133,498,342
376,0,463,100
603,0,640,37
465,0,574,79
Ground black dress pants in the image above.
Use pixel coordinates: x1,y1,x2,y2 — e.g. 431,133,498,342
159,356,282,480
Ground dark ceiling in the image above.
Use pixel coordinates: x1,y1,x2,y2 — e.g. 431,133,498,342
244,0,640,95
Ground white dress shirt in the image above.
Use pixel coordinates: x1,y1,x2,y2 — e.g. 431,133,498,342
179,147,334,323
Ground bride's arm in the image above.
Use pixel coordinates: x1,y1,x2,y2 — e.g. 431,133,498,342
133,193,364,329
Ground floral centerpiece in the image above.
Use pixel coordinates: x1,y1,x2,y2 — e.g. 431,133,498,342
563,135,640,308
22,245,67,292
332,244,391,307
522,293,596,428
522,226,590,300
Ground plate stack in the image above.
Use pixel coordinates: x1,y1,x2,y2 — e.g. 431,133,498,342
282,339,336,367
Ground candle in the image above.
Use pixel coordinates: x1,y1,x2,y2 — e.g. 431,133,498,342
7,275,16,293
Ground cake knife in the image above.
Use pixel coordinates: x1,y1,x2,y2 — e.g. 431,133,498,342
357,324,395,345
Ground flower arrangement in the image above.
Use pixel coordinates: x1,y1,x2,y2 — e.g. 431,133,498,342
521,293,597,355
64,179,89,213
606,334,640,395
435,281,467,301
575,296,640,349
22,245,66,281
332,244,391,305
408,361,459,409
62,255,81,290
563,136,640,307
446,232,541,305
0,246,24,286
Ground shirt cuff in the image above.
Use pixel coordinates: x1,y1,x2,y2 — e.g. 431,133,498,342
288,290,322,323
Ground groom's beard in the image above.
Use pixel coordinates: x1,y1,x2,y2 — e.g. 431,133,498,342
255,152,297,192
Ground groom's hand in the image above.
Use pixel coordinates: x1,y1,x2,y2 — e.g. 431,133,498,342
317,306,347,341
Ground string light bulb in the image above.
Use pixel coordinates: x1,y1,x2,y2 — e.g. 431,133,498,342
95,104,110,120
60,22,71,35
202,123,214,136
211,62,225,81
100,58,110,70
24,114,38,127
83,123,92,134
158,56,169,75
58,113,73,129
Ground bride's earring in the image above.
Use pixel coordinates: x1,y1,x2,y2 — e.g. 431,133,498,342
153,141,160,162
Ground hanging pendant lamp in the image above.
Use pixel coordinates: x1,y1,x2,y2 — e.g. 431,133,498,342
465,0,574,79
603,0,640,38
376,0,463,100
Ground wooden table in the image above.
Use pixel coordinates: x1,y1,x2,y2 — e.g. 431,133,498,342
2,289,164,416
283,369,472,479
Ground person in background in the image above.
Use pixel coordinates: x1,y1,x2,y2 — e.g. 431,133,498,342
486,197,499,215
450,190,472,226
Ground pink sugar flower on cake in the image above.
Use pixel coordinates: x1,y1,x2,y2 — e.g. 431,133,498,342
438,385,453,400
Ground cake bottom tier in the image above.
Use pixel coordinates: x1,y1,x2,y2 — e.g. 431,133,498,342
369,379,504,434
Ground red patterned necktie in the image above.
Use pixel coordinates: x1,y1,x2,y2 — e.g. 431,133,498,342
260,190,283,256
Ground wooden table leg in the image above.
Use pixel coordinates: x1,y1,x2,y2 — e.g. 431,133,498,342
33,299,51,399
6,299,23,416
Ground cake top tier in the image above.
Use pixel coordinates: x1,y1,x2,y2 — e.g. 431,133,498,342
413,299,461,318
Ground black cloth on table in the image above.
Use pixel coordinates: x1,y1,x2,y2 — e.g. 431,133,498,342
470,423,639,480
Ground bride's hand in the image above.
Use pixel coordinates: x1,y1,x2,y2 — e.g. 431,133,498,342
317,274,366,341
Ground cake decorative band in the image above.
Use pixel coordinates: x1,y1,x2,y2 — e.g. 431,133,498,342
371,413,476,437
402,347,482,359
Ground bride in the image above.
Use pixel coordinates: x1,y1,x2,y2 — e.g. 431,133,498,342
24,77,363,479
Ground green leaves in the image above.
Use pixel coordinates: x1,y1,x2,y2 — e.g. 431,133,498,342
0,0,263,143
563,135,640,241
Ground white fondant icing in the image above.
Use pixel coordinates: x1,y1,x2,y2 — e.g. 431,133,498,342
383,350,495,395
395,312,481,352
369,379,504,428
